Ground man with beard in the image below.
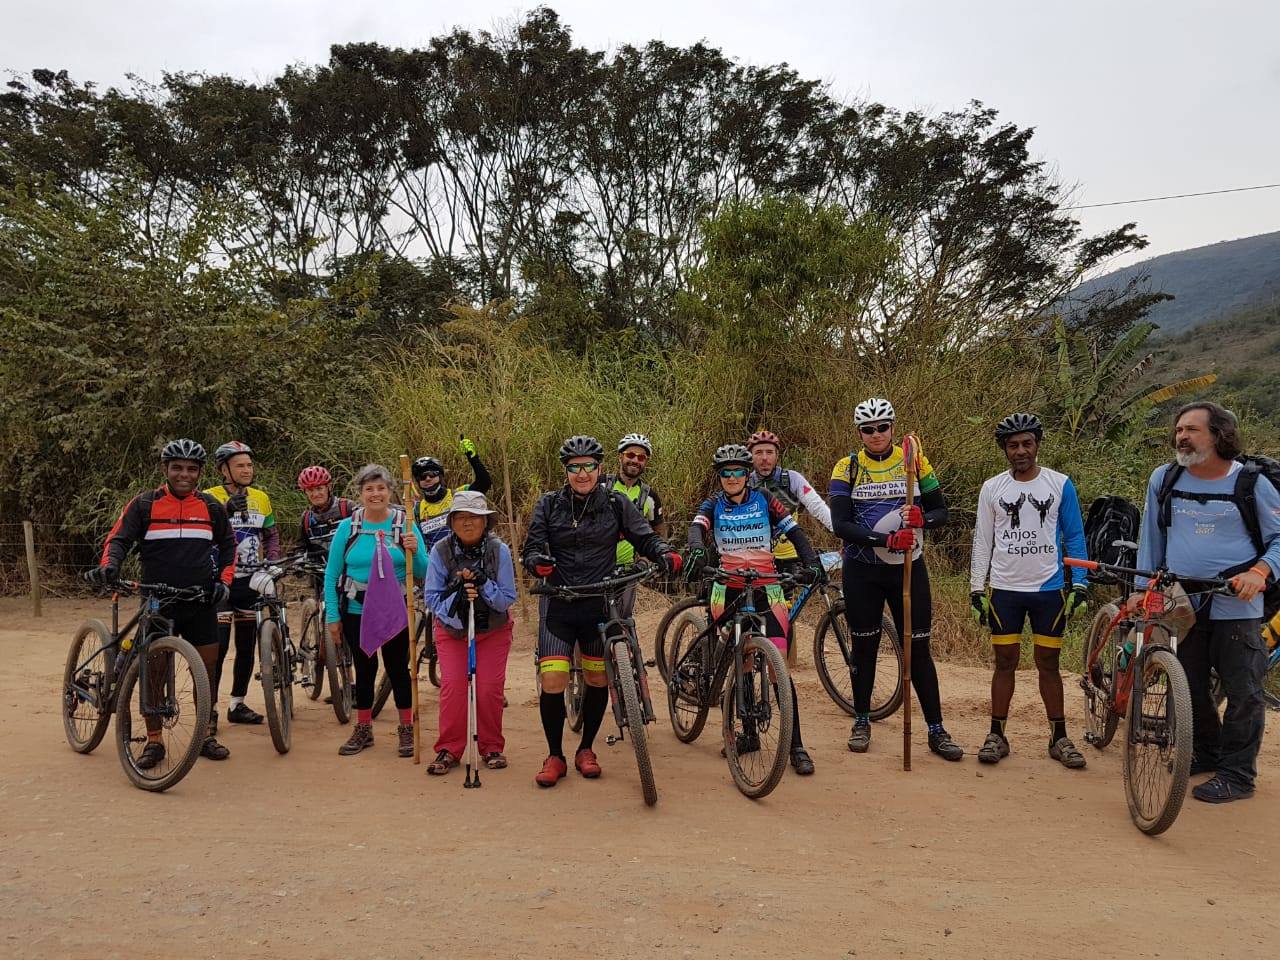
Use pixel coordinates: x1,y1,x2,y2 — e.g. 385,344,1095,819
1136,401,1280,803
970,414,1089,769
601,433,666,618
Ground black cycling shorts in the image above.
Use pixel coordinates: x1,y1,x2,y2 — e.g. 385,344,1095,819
989,588,1067,648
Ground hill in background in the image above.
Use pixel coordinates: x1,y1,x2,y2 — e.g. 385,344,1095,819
1153,300,1280,425
1069,231,1280,337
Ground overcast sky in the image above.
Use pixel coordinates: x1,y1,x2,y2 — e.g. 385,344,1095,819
4,0,1277,273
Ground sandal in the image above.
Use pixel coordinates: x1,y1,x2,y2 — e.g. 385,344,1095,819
427,750,458,775
484,752,508,769
1049,737,1086,769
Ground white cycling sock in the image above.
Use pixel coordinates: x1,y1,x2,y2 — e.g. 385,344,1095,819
230,696,245,709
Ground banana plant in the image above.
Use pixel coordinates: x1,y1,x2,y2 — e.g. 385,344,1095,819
1051,317,1216,439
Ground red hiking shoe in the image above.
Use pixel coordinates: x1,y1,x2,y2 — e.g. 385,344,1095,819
535,755,568,788
574,748,602,779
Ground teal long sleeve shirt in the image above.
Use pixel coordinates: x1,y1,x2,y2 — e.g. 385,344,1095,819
324,512,427,623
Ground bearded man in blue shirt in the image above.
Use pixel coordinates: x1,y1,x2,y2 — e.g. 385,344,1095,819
1136,402,1280,804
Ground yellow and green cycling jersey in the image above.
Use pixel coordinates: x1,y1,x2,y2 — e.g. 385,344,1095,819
204,485,276,577
607,476,663,565
414,486,472,549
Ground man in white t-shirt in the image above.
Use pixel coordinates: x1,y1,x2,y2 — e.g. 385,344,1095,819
970,413,1089,769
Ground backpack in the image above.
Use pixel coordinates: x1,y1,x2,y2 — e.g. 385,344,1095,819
1084,495,1141,573
337,506,407,599
303,497,351,540
1156,454,1280,617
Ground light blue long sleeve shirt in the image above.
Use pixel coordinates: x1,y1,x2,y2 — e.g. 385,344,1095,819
324,512,427,623
423,535,518,631
1136,462,1280,619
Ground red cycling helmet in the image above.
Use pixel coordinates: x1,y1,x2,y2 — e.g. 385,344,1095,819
746,430,781,451
297,465,332,490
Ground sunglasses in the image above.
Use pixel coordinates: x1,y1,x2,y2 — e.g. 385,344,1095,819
859,422,893,435
565,462,600,474
718,466,749,479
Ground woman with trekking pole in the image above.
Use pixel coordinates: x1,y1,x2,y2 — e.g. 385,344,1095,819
421,491,517,776
827,398,964,763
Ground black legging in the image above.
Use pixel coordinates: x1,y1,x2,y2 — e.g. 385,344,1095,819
341,612,412,712
842,559,944,726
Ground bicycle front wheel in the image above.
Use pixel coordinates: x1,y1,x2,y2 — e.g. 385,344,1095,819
299,600,324,701
63,619,116,754
1081,603,1120,749
565,649,585,734
1123,648,1193,835
722,635,792,800
323,626,353,724
258,619,291,754
655,595,705,683
812,601,902,720
115,635,210,792
614,642,657,807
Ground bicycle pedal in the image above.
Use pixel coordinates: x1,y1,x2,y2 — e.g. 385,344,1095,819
606,734,621,746
644,658,656,667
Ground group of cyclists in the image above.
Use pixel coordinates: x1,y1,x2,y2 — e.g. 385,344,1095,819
90,396,1276,803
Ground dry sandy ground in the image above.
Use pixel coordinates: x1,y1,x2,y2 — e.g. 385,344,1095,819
2,594,1277,960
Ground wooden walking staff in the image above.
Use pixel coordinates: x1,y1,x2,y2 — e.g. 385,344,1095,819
900,433,920,772
398,454,422,764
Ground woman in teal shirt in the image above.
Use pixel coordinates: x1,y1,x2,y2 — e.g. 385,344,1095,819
325,464,428,758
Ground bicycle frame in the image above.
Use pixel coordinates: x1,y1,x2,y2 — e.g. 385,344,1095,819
598,587,658,742
672,569,790,715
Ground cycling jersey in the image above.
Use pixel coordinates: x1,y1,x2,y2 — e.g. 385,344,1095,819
750,466,833,561
602,474,664,565
413,451,493,549
100,485,236,588
205,485,279,578
414,487,467,549
299,496,353,562
689,489,811,575
970,467,1088,593
828,446,942,565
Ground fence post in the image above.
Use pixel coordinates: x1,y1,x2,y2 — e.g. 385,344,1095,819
23,520,42,618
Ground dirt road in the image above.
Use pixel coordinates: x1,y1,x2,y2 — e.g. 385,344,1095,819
2,595,1276,959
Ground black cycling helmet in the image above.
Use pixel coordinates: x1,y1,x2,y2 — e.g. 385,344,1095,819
712,443,753,470
213,440,253,467
412,456,444,480
994,412,1044,446
558,435,605,464
160,438,207,465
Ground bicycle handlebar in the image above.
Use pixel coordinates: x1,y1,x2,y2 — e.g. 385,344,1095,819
529,563,657,599
707,567,802,586
110,580,209,603
1065,557,1236,594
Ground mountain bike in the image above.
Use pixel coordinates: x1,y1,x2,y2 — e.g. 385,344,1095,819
664,566,797,800
62,579,212,792
1070,555,1235,835
297,582,353,724
656,551,904,720
531,564,661,806
294,559,327,702
372,599,439,719
242,559,315,753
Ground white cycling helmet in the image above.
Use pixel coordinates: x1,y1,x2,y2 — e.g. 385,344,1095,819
854,398,896,426
617,433,653,456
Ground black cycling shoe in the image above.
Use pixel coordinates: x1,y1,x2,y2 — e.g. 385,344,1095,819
720,732,761,758
928,729,965,761
136,741,166,770
790,748,815,776
200,737,230,760
227,702,264,725
847,720,871,753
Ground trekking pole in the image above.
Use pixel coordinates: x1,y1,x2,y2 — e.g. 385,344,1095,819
901,433,919,773
398,454,421,764
464,598,481,788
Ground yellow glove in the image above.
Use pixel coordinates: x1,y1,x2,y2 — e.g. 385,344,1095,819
458,435,478,458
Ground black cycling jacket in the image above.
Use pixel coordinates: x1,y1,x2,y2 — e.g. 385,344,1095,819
522,484,671,587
